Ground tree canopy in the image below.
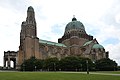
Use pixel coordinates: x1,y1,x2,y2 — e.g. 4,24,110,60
95,58,118,71
20,56,117,71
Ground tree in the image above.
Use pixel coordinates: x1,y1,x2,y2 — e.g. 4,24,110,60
59,56,80,71
21,56,117,71
78,57,95,71
118,66,120,70
95,58,118,71
43,57,59,71
21,57,36,71
59,56,94,71
21,57,43,71
35,59,44,71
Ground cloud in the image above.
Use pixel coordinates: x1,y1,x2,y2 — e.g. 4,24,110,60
83,0,120,65
105,43,120,65
0,0,29,66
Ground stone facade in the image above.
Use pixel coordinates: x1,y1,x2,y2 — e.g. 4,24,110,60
3,6,109,69
3,51,18,69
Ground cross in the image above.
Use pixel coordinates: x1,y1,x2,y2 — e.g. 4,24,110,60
73,15,75,18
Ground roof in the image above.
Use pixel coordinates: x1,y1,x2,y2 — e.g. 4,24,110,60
39,39,67,47
65,17,85,33
83,40,104,49
92,44,104,49
83,41,92,46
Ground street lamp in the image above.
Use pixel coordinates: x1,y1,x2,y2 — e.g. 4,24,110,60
81,64,82,71
54,63,56,71
114,65,116,71
86,60,89,74
23,64,25,71
35,66,36,71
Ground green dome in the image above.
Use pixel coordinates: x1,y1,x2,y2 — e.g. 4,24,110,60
92,44,104,49
65,17,85,33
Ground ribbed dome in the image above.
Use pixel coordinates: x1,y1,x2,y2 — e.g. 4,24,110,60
27,6,34,12
92,44,104,49
65,17,85,33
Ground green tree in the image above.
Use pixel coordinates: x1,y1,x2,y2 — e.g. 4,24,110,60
59,56,94,71
43,57,59,71
95,58,118,71
78,57,95,71
59,56,79,71
118,66,120,70
21,57,44,71
35,59,44,71
21,57,36,71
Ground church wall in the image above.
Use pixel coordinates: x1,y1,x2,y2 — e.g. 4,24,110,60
24,37,33,59
78,38,88,46
35,38,42,59
70,36,79,45
62,39,70,46
70,45,79,55
17,51,21,64
17,50,23,69
39,43,70,59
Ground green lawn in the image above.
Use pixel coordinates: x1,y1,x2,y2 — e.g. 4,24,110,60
0,72,120,80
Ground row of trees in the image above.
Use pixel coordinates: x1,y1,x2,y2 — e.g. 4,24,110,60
21,56,117,71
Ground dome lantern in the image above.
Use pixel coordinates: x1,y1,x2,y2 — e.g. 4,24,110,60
72,15,77,21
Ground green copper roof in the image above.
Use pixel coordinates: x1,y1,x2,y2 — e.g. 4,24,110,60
83,41,92,46
92,44,104,49
65,18,85,33
39,39,66,47
83,41,104,49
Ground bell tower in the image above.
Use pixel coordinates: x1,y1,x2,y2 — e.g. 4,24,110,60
17,6,41,68
26,6,37,37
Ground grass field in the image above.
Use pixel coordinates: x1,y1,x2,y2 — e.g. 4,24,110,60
0,72,120,80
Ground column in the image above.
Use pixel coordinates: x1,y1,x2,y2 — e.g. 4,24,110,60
3,58,6,69
14,60,16,69
7,57,11,69
4,59,6,67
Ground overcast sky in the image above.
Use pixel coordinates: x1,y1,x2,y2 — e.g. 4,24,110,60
0,0,120,66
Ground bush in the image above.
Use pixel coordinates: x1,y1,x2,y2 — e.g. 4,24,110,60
95,58,118,71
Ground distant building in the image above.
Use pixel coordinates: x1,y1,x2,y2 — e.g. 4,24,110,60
3,6,109,69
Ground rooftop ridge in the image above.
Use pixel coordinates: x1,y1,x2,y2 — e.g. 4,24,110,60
39,39,66,47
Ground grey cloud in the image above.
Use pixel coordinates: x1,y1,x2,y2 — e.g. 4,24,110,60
51,24,64,35
100,0,120,25
0,0,29,13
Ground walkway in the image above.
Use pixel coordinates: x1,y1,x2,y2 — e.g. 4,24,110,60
62,72,120,76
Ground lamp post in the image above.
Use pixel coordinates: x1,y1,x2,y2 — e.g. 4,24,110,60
54,63,56,71
81,64,82,71
35,66,36,71
114,65,116,71
23,64,25,71
86,60,89,74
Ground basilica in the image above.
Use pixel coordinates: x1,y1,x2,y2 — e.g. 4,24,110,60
3,6,109,69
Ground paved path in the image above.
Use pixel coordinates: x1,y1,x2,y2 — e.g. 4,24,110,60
89,72,120,76
62,72,120,76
